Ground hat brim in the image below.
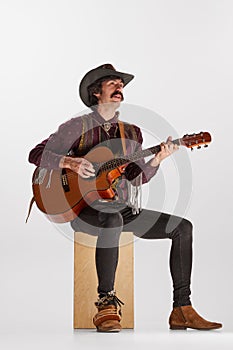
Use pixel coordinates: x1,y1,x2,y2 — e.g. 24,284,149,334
79,67,134,107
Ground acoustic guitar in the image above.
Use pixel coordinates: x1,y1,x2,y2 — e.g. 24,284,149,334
31,131,211,223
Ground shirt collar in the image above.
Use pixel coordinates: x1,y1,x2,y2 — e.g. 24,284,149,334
92,108,120,124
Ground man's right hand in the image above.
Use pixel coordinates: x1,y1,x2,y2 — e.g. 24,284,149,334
59,156,95,178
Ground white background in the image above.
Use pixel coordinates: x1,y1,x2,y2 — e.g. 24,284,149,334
1,0,233,349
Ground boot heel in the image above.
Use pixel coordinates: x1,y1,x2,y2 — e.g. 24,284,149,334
170,325,187,330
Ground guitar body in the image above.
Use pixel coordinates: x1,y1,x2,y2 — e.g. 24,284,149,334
31,131,211,224
32,146,125,223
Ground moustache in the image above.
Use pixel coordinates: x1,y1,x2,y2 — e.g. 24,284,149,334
111,90,124,101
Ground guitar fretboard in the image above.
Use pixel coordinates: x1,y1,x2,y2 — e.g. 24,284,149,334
99,138,181,172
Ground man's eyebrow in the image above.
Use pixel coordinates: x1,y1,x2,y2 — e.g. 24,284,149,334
107,79,123,83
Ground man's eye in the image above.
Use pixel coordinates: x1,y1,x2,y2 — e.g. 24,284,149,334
108,81,123,87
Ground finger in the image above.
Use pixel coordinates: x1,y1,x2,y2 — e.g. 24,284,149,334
73,158,90,168
169,144,179,153
168,142,174,149
81,164,95,174
160,142,166,149
81,165,96,175
83,169,95,176
166,136,172,143
82,159,95,170
78,168,92,178
86,166,95,173
164,143,170,153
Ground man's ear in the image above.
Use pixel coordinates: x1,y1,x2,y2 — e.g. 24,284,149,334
93,92,100,99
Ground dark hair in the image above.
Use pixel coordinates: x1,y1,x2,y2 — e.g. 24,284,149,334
87,75,123,107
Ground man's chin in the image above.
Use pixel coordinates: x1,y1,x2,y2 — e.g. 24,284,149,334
108,100,121,108
113,101,121,108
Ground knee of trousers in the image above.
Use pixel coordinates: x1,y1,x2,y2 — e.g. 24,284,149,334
97,211,123,248
170,218,193,242
98,210,123,230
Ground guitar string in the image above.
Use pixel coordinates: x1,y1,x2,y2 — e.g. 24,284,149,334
65,119,120,178
64,136,209,178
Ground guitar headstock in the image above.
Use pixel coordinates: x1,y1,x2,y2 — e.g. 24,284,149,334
180,131,212,150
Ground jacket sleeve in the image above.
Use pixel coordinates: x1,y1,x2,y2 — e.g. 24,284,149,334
124,126,160,184
28,117,83,169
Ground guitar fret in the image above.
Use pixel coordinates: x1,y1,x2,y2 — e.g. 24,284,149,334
95,139,182,175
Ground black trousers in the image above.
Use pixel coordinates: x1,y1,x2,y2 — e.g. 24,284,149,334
71,201,193,307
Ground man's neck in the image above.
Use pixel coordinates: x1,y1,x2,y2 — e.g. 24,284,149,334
97,103,119,121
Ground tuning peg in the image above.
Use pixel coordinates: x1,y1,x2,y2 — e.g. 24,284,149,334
204,144,208,148
197,146,201,149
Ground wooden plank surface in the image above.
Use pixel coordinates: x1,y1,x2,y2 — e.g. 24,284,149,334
73,231,134,329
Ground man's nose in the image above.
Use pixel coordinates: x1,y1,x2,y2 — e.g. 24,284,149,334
115,82,123,90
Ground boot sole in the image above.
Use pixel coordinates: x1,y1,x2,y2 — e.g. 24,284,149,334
170,326,187,330
170,325,222,331
97,327,121,333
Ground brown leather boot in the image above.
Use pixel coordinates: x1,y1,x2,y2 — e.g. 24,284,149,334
93,291,124,332
169,305,222,330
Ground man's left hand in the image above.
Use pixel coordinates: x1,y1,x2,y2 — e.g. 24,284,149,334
150,136,179,167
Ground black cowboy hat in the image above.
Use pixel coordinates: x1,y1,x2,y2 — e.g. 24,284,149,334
79,63,134,107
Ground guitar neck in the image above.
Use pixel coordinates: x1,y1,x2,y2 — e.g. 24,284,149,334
100,138,181,172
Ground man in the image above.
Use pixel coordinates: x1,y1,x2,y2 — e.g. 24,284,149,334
29,63,222,332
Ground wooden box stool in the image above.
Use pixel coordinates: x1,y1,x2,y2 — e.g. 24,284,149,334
73,231,134,329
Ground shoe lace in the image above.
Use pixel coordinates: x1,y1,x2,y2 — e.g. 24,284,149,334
95,290,124,316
